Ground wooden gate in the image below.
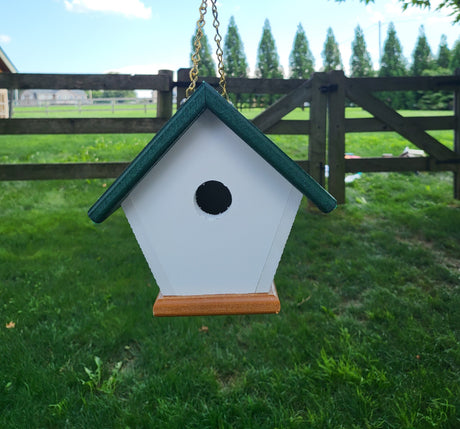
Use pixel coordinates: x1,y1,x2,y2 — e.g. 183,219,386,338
325,70,460,203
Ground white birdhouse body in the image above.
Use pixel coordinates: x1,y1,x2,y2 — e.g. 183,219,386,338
88,83,336,316
121,109,302,296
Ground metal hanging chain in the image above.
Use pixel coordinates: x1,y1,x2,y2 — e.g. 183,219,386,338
186,0,228,100
186,0,207,99
211,0,228,100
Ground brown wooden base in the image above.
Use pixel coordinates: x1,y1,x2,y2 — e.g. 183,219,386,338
153,283,280,317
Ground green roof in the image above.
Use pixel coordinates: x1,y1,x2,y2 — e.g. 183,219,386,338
88,82,336,223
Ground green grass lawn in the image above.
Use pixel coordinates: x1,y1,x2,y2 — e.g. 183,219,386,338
0,107,459,427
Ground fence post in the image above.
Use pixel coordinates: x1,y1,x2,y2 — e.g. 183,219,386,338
177,68,191,111
454,68,460,200
308,73,327,188
327,70,346,204
0,89,8,118
8,89,14,118
156,70,173,119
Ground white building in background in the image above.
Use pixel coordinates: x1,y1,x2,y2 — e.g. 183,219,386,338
19,89,88,105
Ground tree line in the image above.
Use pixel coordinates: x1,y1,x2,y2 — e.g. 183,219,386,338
192,17,460,109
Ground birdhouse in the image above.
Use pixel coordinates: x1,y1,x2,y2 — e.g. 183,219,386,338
88,83,336,316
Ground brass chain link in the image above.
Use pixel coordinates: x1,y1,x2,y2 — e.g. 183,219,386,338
211,0,228,100
186,0,228,100
186,0,207,99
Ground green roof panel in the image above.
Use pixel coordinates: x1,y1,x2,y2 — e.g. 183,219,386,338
88,82,336,223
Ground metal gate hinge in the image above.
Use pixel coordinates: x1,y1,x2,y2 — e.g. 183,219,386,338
319,84,338,94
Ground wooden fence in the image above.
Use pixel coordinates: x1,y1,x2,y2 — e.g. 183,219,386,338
0,68,459,203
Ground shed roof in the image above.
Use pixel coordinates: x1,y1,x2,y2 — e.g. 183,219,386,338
88,82,336,223
0,46,17,73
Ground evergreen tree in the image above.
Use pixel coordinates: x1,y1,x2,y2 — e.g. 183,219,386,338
256,19,283,106
322,27,343,71
350,25,373,77
289,23,315,79
190,29,216,77
379,22,407,77
437,34,451,69
224,16,248,78
256,19,283,79
412,25,435,108
224,16,249,108
450,39,460,71
411,25,434,76
379,22,410,109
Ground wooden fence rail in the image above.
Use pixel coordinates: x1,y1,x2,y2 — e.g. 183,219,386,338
0,118,168,134
0,68,459,203
0,73,171,90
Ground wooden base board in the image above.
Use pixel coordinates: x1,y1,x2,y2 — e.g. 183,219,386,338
153,284,280,317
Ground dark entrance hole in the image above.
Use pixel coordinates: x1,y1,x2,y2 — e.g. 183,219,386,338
195,180,232,215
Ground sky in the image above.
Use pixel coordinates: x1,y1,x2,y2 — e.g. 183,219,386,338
0,0,459,81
